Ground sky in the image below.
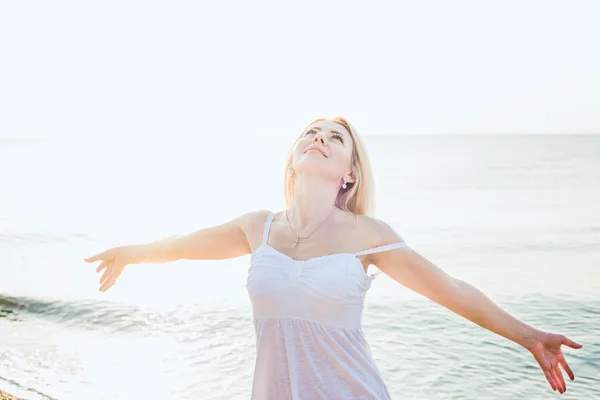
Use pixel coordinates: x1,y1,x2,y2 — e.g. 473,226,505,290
0,0,598,139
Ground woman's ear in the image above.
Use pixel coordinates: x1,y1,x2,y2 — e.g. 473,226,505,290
345,172,356,184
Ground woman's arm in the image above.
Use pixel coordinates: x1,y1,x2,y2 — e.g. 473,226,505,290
131,210,265,264
85,210,267,292
376,248,541,344
365,218,539,346
86,210,265,267
130,210,263,264
366,218,583,393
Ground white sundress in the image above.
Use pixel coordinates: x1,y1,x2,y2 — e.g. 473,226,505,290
246,211,408,400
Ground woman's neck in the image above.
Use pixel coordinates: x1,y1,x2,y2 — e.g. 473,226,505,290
288,174,340,233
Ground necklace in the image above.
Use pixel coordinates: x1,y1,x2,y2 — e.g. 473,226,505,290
284,207,336,247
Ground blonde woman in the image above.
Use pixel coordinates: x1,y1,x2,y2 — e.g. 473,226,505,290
85,117,583,398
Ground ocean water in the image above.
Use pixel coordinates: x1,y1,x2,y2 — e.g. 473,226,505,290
0,134,598,399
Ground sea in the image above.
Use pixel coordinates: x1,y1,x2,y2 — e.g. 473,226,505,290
1,134,598,399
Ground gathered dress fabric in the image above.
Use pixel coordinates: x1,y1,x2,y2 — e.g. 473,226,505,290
246,211,408,399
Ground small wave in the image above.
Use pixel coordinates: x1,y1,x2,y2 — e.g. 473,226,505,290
0,293,147,331
0,375,57,400
0,293,214,336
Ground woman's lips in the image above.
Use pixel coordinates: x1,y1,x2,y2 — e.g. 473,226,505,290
305,147,328,157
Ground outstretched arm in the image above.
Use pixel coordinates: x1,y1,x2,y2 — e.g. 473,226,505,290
84,210,266,292
367,219,583,394
131,210,260,263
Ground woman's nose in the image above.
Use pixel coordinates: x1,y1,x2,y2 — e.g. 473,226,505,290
314,132,327,144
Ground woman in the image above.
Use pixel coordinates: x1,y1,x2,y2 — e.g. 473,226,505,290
85,117,583,398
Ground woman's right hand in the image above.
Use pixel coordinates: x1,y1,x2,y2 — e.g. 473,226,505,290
84,245,140,292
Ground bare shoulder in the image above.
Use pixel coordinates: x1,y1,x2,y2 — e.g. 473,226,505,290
232,209,272,250
234,209,271,232
355,214,406,247
353,214,409,268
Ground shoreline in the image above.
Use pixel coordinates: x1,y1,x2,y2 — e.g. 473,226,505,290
0,390,21,400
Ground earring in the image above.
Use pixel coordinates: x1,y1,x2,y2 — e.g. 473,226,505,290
342,181,347,189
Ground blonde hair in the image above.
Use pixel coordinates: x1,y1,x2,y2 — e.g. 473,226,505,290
283,116,376,217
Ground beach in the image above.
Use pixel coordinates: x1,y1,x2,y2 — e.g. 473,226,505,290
0,134,597,398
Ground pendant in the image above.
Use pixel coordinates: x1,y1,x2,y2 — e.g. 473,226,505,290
294,236,300,247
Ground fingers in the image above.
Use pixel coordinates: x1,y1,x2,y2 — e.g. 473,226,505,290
100,267,111,285
553,367,566,393
98,258,126,292
96,260,109,273
96,258,124,276
558,336,582,384
543,369,557,392
562,336,583,349
100,277,116,292
84,248,115,263
560,357,575,381
99,270,117,291
84,252,107,263
85,248,124,293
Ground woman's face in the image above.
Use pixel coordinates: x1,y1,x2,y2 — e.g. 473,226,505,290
291,121,355,184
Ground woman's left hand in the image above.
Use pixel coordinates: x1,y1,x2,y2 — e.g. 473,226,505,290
525,331,583,394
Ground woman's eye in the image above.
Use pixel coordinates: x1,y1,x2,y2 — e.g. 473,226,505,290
304,130,343,143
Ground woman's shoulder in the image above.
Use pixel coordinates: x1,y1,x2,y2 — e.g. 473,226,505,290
228,209,272,235
245,209,273,226
354,213,406,248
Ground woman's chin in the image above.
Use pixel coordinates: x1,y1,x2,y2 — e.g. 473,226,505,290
301,153,329,165
296,159,327,172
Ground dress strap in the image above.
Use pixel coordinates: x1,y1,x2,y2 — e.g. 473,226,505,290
262,211,275,245
355,241,408,280
353,241,407,257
